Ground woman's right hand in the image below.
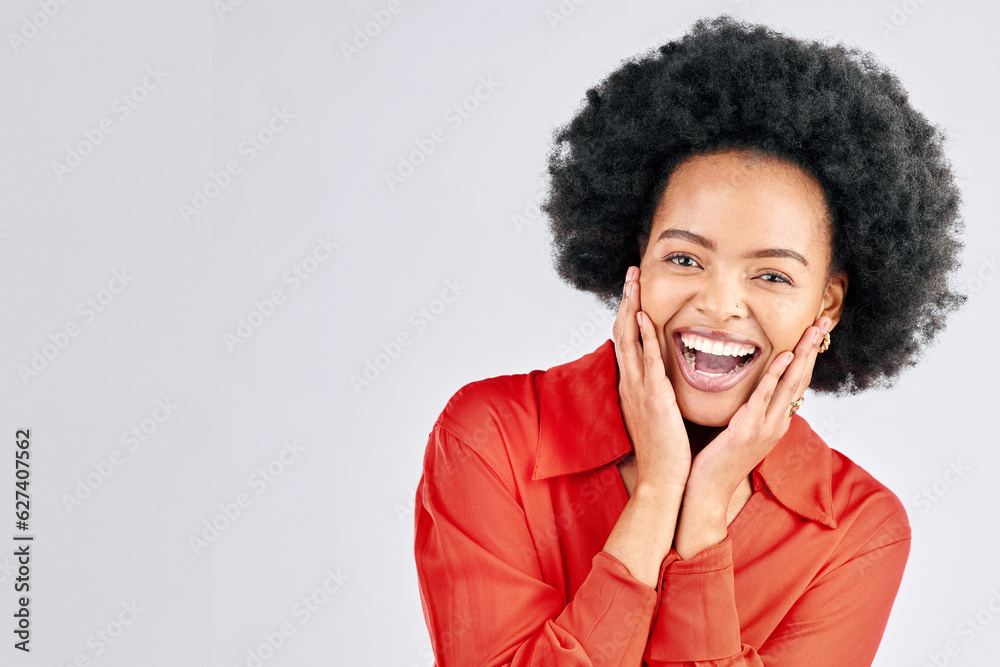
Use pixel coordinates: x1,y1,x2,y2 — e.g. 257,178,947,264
612,265,691,497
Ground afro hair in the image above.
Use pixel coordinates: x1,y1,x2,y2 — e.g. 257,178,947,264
542,14,965,395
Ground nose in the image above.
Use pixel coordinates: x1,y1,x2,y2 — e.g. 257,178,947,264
692,271,747,322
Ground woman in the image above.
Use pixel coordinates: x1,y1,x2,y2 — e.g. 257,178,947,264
414,15,964,666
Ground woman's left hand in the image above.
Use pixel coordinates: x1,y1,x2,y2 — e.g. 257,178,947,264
673,315,832,558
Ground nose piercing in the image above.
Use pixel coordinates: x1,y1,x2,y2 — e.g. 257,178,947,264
736,303,742,309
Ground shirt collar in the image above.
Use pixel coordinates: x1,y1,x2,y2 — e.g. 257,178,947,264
533,338,837,529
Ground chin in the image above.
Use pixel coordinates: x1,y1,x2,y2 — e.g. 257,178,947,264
676,396,739,428
662,329,770,427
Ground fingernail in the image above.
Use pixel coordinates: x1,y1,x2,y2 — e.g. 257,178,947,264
820,318,832,333
626,266,636,281
812,329,822,345
625,281,633,297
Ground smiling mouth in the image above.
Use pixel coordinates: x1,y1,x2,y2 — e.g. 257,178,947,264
670,331,762,393
679,333,758,376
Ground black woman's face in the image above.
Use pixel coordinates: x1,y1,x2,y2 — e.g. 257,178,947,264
637,149,848,427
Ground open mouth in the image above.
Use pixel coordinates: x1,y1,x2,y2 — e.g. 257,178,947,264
672,331,761,392
680,333,757,376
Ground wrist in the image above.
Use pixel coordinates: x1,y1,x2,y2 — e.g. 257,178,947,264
674,498,728,560
633,477,687,505
630,482,684,525
684,463,742,503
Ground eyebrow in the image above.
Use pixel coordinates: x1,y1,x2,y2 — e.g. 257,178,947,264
655,228,809,267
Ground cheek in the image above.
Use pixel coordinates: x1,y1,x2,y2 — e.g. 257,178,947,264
769,294,811,325
638,276,682,323
638,277,685,363
758,297,819,351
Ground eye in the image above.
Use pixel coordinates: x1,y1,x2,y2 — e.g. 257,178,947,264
664,253,699,268
758,272,792,285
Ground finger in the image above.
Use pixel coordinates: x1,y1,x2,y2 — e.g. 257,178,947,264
635,307,683,420
611,266,634,359
764,320,825,422
612,266,643,383
799,316,832,391
744,350,794,419
635,309,666,382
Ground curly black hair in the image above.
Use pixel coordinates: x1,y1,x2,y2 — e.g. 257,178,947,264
542,14,965,395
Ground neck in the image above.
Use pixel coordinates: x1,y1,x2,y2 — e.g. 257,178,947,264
614,357,728,456
684,419,725,455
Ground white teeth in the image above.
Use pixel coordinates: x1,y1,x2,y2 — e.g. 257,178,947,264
680,333,756,358
682,345,753,376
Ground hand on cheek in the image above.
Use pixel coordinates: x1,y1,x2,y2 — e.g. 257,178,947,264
673,314,832,558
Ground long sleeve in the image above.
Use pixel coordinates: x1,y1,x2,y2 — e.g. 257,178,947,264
414,421,659,666
644,531,910,665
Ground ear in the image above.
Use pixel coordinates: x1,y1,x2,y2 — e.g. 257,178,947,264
818,270,848,330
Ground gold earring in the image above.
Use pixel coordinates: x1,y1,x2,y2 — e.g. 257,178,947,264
818,332,831,353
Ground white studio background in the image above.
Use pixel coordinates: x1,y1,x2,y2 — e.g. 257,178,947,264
0,1,996,665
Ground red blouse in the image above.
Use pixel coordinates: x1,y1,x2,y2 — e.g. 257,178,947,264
414,339,910,665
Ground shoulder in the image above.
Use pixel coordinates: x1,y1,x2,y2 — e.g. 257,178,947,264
435,369,543,448
425,368,545,494
828,447,911,557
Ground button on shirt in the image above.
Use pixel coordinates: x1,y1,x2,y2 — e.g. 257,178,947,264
414,339,911,665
